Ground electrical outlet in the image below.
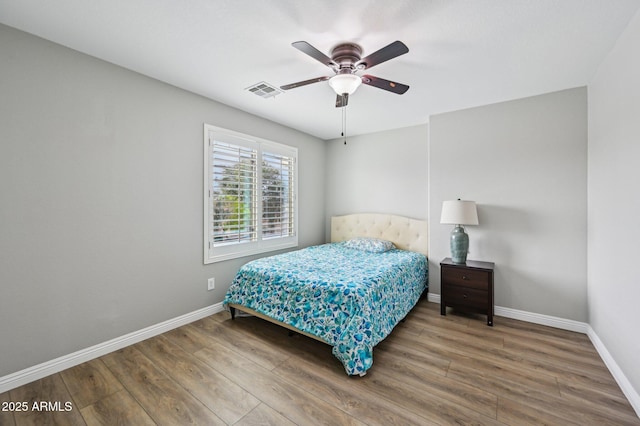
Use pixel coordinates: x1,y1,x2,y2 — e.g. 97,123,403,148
207,277,215,291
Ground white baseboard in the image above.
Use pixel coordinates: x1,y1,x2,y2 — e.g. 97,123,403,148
493,305,589,333
427,293,639,418
426,292,441,304
427,293,588,333
587,326,640,417
0,303,225,394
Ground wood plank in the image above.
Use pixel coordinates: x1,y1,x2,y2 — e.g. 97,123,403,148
497,396,583,426
418,319,506,348
448,360,639,425
558,380,640,424
163,324,213,354
471,314,593,346
401,318,619,394
214,312,343,372
101,345,225,425
59,358,123,409
189,316,292,370
273,354,435,425
234,403,297,426
412,300,474,327
194,344,366,425
79,389,155,426
137,333,261,424
9,374,86,426
503,332,609,371
372,345,499,418
373,338,451,378
447,359,561,399
359,368,505,425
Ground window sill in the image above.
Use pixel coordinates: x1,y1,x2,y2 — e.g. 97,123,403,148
204,238,298,264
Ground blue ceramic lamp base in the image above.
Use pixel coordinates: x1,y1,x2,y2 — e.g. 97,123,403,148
450,225,469,264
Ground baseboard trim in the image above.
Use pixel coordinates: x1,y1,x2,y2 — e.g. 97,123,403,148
587,326,640,417
493,306,589,333
426,293,588,333
0,303,225,394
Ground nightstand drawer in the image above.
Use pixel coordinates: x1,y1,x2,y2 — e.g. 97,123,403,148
441,268,489,290
440,258,495,326
443,285,487,310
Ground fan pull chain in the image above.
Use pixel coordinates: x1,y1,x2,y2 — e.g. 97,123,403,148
342,105,347,145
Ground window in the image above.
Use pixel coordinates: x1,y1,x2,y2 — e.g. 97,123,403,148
204,124,297,263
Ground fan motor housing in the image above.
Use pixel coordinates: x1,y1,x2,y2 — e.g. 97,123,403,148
331,43,362,71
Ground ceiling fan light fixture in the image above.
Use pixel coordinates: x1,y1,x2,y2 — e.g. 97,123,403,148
328,74,362,95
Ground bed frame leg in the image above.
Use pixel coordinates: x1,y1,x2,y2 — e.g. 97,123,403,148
230,306,236,320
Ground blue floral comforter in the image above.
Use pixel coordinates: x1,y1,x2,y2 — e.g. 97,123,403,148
223,242,428,375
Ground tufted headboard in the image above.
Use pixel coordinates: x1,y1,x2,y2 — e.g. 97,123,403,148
330,213,428,257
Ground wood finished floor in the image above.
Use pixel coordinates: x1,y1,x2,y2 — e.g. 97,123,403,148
1,300,638,425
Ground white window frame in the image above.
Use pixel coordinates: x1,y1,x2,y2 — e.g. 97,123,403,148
204,124,298,263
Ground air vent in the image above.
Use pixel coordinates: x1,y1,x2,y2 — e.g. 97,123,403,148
245,81,283,99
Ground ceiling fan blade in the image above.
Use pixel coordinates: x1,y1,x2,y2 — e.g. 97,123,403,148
280,76,330,90
361,75,409,94
292,41,337,68
335,94,349,108
356,41,409,70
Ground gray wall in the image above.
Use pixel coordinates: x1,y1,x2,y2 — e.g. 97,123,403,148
429,88,588,322
324,124,429,238
0,24,325,377
588,8,640,401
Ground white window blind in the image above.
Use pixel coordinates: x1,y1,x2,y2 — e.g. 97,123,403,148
211,141,257,245
204,125,298,263
262,150,295,240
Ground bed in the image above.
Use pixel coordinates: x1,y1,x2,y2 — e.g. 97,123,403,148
223,213,428,376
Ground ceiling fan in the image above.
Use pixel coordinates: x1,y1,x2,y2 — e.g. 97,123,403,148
280,40,410,107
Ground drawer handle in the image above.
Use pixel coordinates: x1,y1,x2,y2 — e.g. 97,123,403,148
463,293,468,299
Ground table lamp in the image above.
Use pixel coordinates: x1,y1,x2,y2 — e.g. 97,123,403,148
440,199,479,264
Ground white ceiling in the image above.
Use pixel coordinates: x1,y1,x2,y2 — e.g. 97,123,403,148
1,0,638,140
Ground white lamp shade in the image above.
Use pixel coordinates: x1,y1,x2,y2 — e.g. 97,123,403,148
440,200,479,225
328,74,362,95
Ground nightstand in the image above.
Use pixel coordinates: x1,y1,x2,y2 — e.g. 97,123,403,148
440,257,495,326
